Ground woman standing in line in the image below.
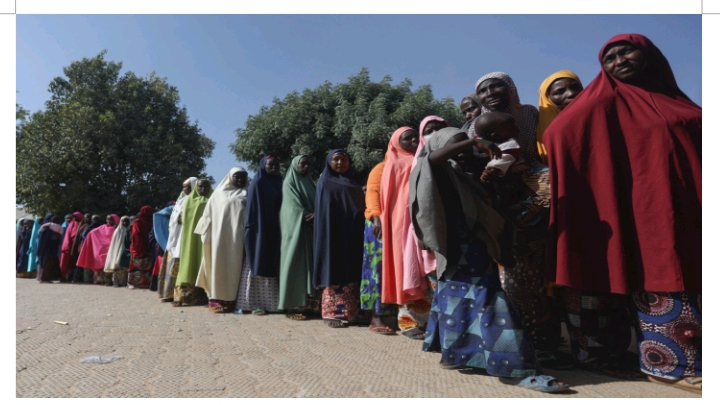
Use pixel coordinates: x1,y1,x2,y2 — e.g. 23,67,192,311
158,177,198,301
195,167,249,313
313,150,367,328
236,156,283,315
279,156,318,320
174,179,213,306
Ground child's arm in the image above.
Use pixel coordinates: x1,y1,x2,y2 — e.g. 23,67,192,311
429,138,501,166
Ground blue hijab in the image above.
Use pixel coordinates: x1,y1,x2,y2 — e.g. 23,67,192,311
152,205,174,251
312,149,366,289
16,220,32,273
244,156,284,277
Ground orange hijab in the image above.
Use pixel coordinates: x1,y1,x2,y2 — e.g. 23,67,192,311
380,126,423,304
536,70,581,164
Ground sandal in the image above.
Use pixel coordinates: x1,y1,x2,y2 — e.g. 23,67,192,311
369,325,395,335
439,361,471,370
209,305,226,314
647,375,701,395
401,328,426,340
252,309,267,316
324,319,347,328
160,298,173,303
171,301,183,307
286,313,308,321
499,375,570,393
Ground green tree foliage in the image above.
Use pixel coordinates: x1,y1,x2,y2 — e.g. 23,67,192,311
231,68,464,181
16,51,215,216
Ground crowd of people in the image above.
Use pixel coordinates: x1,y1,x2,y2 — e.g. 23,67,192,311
15,34,701,395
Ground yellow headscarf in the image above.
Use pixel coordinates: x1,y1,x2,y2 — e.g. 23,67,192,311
536,70,581,164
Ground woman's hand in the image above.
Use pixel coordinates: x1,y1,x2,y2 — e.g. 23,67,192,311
372,216,382,240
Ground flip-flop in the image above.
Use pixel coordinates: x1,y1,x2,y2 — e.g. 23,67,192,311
401,329,426,340
252,309,267,316
439,361,471,370
647,376,701,395
499,375,570,393
369,325,395,335
324,319,347,328
286,313,308,321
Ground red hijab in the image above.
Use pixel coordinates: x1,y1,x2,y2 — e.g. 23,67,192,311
544,34,701,294
130,206,155,258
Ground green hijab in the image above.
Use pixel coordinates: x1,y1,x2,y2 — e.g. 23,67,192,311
175,180,213,286
282,155,316,214
278,156,317,309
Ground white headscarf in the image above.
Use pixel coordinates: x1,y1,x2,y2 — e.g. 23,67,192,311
104,216,130,273
194,167,249,301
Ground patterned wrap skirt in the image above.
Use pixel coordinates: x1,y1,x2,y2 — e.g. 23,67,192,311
157,250,179,300
322,282,370,322
128,256,152,288
422,240,540,378
632,292,701,379
235,257,279,312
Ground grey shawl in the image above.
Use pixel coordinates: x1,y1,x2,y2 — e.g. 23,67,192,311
408,127,506,278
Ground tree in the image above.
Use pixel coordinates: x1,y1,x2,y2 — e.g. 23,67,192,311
230,68,464,182
16,51,215,216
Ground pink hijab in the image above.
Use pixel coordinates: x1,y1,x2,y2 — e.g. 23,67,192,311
76,214,119,272
401,116,447,298
380,127,422,304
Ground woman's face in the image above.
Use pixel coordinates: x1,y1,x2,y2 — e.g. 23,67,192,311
399,129,420,154
330,153,350,174
460,98,481,122
65,214,72,223
197,180,211,196
231,171,248,188
121,218,130,227
106,215,116,227
476,78,510,112
423,121,446,137
547,78,584,111
264,157,280,176
182,180,193,195
602,42,646,82
84,213,92,224
297,157,312,176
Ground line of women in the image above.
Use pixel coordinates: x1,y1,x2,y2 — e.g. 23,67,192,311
17,33,700,395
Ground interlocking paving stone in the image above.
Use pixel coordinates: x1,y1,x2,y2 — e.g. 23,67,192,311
16,279,700,398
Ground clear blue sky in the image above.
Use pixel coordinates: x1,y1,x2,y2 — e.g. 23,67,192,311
17,15,701,183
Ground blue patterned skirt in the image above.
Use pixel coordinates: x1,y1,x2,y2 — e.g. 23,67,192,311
422,240,539,378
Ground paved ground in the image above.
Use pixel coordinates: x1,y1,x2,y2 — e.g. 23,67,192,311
16,279,699,398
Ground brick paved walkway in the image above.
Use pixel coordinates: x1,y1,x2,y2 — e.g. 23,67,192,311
16,279,699,398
